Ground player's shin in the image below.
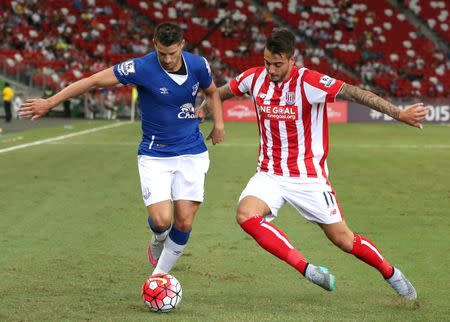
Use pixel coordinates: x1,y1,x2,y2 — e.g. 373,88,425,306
240,215,308,275
152,226,190,275
350,233,394,278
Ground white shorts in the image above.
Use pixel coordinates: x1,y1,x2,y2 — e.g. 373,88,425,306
239,172,343,224
138,152,210,206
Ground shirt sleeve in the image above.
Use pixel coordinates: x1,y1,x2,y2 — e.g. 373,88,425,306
198,57,213,89
229,67,259,97
113,57,143,86
302,69,345,104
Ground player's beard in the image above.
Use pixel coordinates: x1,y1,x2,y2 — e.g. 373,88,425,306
269,70,288,82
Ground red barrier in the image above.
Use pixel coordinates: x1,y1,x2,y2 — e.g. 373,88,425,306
223,99,257,122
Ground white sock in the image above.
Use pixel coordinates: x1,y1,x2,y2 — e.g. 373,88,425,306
152,236,187,275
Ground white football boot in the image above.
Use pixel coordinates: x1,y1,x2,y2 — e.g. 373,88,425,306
305,264,336,291
386,267,417,300
148,230,170,266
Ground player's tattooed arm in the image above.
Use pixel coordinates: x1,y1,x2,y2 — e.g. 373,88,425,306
337,83,400,119
218,84,237,102
337,83,430,129
198,84,236,114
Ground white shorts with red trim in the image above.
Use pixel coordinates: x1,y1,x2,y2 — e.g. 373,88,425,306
239,172,343,224
138,152,210,206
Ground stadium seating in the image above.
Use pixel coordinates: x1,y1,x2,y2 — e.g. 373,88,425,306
260,0,449,97
407,0,449,43
0,0,448,100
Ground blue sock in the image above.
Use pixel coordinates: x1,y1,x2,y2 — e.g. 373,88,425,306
147,217,170,234
168,226,191,245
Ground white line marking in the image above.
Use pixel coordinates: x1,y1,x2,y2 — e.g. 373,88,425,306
0,122,130,154
48,141,135,146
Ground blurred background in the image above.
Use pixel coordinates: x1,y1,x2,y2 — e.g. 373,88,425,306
0,0,449,121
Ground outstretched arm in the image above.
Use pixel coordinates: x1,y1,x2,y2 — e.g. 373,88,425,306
202,80,225,145
337,83,429,129
19,67,119,120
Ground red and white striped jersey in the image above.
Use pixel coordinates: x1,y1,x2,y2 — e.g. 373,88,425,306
229,65,344,183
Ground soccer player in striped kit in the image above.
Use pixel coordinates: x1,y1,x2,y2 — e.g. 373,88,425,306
201,28,428,300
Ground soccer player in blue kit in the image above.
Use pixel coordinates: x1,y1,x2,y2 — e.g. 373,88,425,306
19,22,225,275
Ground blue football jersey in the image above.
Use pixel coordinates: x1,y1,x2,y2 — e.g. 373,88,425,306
113,51,212,157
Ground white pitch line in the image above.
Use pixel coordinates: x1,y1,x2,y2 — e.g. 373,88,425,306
0,122,130,154
48,141,136,146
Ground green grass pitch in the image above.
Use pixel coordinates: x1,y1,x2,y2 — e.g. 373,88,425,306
0,120,449,321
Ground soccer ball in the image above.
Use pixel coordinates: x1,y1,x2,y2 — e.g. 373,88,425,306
141,273,182,312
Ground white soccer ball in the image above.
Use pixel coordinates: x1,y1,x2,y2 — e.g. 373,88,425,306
141,273,182,313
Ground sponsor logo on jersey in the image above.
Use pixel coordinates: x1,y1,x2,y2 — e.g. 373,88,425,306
259,93,266,99
319,75,336,88
258,104,299,121
192,82,199,96
286,91,295,105
118,60,135,76
160,87,169,95
178,103,197,119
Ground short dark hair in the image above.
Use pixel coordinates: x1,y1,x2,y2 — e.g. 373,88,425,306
265,28,295,57
154,22,183,46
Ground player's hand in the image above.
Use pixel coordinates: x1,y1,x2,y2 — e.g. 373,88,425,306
398,103,430,129
206,124,225,145
194,103,208,123
19,98,52,120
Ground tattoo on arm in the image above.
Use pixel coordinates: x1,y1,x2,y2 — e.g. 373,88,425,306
337,84,400,119
203,84,235,112
219,84,236,101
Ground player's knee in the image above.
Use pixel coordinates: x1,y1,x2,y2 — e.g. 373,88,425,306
173,218,193,232
236,207,253,225
150,215,171,231
330,233,354,252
